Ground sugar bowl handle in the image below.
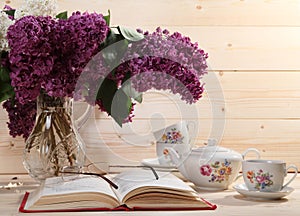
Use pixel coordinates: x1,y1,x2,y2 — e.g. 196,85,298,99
242,148,261,160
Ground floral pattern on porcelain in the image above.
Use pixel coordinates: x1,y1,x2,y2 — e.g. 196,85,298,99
200,159,233,183
247,169,274,190
161,128,184,144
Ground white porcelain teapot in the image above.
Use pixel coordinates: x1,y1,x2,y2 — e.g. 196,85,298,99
167,139,260,190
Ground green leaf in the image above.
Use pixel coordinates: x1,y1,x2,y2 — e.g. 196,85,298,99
96,78,133,126
134,93,142,103
100,30,128,67
100,29,124,50
56,11,68,20
0,92,13,103
0,82,14,103
4,9,15,17
0,66,10,82
96,78,118,114
103,10,111,26
110,89,132,126
118,26,144,42
0,62,15,103
121,81,143,103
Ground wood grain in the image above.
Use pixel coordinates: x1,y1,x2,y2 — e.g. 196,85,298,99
0,0,300,174
162,26,300,70
3,0,300,26
2,2,300,69
1,118,300,173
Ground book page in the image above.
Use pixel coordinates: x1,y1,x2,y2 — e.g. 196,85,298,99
112,169,196,203
41,175,117,199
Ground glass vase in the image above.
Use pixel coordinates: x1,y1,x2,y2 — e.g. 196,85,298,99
23,92,89,181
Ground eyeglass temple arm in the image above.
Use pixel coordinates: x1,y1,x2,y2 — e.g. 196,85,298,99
110,165,159,180
60,171,119,189
143,165,159,180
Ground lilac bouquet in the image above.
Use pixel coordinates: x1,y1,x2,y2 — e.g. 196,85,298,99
0,0,208,140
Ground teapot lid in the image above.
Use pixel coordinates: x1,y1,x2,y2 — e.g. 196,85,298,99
193,139,230,153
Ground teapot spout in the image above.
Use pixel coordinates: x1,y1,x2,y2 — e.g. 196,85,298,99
166,147,189,178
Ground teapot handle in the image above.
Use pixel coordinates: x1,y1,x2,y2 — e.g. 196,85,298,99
75,104,93,131
242,148,260,160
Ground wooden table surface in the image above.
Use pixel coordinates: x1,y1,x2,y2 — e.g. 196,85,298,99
0,173,299,216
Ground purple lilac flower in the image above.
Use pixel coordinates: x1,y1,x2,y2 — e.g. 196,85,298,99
3,5,13,10
2,99,36,139
4,17,207,138
46,12,109,98
7,15,55,104
7,12,109,103
5,12,109,138
114,27,208,104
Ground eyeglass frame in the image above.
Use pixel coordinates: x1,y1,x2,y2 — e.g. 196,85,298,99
59,164,159,190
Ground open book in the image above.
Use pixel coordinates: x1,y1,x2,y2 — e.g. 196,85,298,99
19,170,217,212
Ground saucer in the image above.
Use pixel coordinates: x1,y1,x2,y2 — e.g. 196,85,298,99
233,183,294,200
141,158,177,171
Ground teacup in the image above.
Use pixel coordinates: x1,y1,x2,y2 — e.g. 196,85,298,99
242,159,298,192
153,121,194,145
156,142,190,166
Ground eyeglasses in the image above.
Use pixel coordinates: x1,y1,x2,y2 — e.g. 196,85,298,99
59,162,159,190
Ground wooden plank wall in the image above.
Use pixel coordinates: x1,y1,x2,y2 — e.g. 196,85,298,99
0,0,300,173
